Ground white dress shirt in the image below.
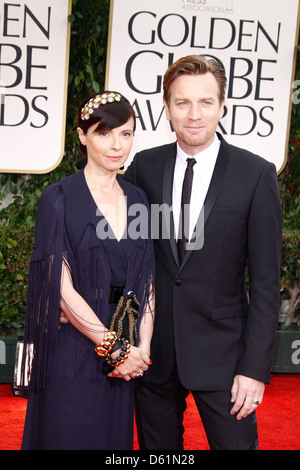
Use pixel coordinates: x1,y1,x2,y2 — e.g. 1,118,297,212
172,134,221,241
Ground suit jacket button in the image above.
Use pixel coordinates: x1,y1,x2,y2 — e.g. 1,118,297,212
175,280,183,286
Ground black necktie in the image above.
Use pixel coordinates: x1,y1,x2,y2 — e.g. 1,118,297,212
177,158,196,264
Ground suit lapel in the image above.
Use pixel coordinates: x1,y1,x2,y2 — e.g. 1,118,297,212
203,134,229,226
178,134,230,271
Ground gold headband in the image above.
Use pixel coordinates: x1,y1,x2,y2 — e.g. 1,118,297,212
81,92,121,121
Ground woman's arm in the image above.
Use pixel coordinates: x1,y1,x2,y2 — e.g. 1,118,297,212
61,263,155,380
60,262,107,345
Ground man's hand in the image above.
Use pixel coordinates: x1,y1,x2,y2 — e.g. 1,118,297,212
230,375,265,420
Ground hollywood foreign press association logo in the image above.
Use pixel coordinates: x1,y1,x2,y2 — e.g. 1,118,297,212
225,0,234,11
181,0,234,14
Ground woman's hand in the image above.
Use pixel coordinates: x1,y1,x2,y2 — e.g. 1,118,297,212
107,345,150,381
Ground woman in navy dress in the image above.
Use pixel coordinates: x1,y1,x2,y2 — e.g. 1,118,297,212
21,92,155,450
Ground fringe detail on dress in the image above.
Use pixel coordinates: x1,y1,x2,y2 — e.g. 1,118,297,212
20,179,155,393
55,225,112,381
20,187,65,394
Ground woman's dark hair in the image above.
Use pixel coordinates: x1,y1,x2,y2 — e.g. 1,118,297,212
77,91,136,157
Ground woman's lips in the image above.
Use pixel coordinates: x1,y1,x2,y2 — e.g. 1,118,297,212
107,155,123,161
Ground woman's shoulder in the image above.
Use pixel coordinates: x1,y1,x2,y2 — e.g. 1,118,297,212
37,173,80,220
38,181,63,211
40,171,81,200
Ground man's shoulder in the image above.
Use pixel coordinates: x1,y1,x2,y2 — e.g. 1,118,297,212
220,134,273,172
135,141,177,160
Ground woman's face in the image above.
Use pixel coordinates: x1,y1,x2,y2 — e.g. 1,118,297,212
77,117,135,172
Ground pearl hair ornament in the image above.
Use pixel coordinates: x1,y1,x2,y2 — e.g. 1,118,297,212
80,92,121,121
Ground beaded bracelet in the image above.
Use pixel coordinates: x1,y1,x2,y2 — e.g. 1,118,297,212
95,330,118,358
104,337,131,367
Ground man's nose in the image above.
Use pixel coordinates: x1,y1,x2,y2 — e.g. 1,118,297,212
188,103,203,120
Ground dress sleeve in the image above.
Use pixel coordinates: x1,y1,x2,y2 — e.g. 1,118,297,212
20,184,67,394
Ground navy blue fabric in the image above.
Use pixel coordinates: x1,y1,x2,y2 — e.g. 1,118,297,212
21,170,154,450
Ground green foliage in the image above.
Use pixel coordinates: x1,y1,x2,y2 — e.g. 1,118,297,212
0,224,33,332
280,229,300,328
281,230,300,288
279,38,300,233
277,36,300,328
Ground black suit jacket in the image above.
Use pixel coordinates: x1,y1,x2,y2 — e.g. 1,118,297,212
124,134,282,390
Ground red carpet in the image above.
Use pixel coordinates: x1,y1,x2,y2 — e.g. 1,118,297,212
0,374,299,450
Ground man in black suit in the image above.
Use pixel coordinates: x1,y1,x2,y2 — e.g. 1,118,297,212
123,55,282,450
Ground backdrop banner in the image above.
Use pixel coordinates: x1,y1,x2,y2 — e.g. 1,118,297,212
0,0,71,173
106,0,300,172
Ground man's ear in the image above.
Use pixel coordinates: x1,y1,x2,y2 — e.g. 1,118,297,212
163,99,171,122
219,98,226,120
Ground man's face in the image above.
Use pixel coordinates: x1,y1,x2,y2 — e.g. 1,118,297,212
164,72,225,155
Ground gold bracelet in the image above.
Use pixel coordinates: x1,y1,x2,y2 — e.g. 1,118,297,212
95,331,118,357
